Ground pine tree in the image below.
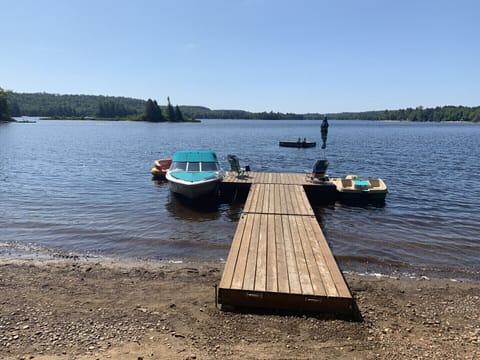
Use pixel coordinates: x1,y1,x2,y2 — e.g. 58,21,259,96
174,105,185,122
152,100,164,122
143,99,165,122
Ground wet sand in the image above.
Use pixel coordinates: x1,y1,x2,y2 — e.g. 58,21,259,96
0,257,479,359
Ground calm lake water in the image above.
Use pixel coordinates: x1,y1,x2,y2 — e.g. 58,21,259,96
1,119,479,280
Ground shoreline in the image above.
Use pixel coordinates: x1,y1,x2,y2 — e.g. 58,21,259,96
2,242,478,283
1,256,479,359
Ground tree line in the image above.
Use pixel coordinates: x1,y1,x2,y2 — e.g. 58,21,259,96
5,91,191,122
7,92,145,118
4,90,480,122
329,106,480,122
165,105,480,122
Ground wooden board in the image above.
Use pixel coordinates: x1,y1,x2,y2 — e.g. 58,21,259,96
223,171,307,185
219,172,353,314
243,184,314,216
219,213,352,313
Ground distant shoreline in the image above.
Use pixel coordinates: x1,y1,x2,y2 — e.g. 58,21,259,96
8,92,480,122
13,117,479,123
37,116,201,123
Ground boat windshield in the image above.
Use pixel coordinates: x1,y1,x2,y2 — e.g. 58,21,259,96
170,161,187,171
171,161,219,172
187,162,200,171
201,162,218,171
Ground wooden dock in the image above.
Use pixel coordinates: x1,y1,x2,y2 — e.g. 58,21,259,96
218,172,353,314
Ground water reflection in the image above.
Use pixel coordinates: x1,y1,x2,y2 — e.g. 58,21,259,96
151,179,168,187
165,192,221,221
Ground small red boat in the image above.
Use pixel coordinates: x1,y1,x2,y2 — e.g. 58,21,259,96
151,158,172,180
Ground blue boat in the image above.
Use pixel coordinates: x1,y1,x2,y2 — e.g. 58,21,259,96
166,150,224,199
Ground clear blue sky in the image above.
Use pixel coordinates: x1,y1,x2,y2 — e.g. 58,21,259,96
2,0,479,113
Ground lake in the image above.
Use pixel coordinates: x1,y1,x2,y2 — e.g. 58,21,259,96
1,119,479,280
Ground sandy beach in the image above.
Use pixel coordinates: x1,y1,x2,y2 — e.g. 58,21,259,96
0,257,479,360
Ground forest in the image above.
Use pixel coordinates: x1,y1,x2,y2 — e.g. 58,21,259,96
329,106,480,122
6,92,191,122
4,91,480,122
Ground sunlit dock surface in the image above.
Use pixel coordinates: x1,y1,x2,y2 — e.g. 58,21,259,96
218,172,353,314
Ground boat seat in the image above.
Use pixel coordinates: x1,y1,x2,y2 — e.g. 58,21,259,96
305,171,329,182
341,179,353,188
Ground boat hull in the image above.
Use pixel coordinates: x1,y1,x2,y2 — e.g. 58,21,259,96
332,176,388,203
166,173,222,199
151,167,167,180
279,141,316,148
337,189,387,202
151,158,172,180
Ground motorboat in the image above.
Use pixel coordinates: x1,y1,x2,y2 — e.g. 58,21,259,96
331,175,388,202
279,139,316,148
151,158,172,180
166,150,223,199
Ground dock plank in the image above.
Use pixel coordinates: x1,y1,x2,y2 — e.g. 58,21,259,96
255,214,268,292
294,215,327,296
283,184,294,215
307,216,352,298
274,214,289,293
300,216,339,296
219,213,248,289
243,213,261,291
282,214,302,294
266,214,278,292
230,214,254,290
288,215,314,294
269,184,276,214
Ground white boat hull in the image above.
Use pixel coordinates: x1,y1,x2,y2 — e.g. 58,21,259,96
166,173,222,199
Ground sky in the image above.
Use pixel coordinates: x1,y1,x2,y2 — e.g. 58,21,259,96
1,0,479,113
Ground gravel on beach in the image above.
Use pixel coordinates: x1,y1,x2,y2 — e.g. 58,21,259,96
0,258,479,360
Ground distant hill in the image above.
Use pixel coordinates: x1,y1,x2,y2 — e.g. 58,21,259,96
6,92,217,120
6,92,316,120
8,92,145,117
6,92,480,122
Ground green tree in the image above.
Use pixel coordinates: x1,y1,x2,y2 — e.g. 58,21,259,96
8,101,21,117
143,99,164,122
0,87,13,121
174,105,185,122
97,100,134,118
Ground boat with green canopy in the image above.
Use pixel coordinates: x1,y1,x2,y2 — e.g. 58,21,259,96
166,150,224,199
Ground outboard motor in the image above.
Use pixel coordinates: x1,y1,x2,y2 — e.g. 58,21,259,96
312,159,329,181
